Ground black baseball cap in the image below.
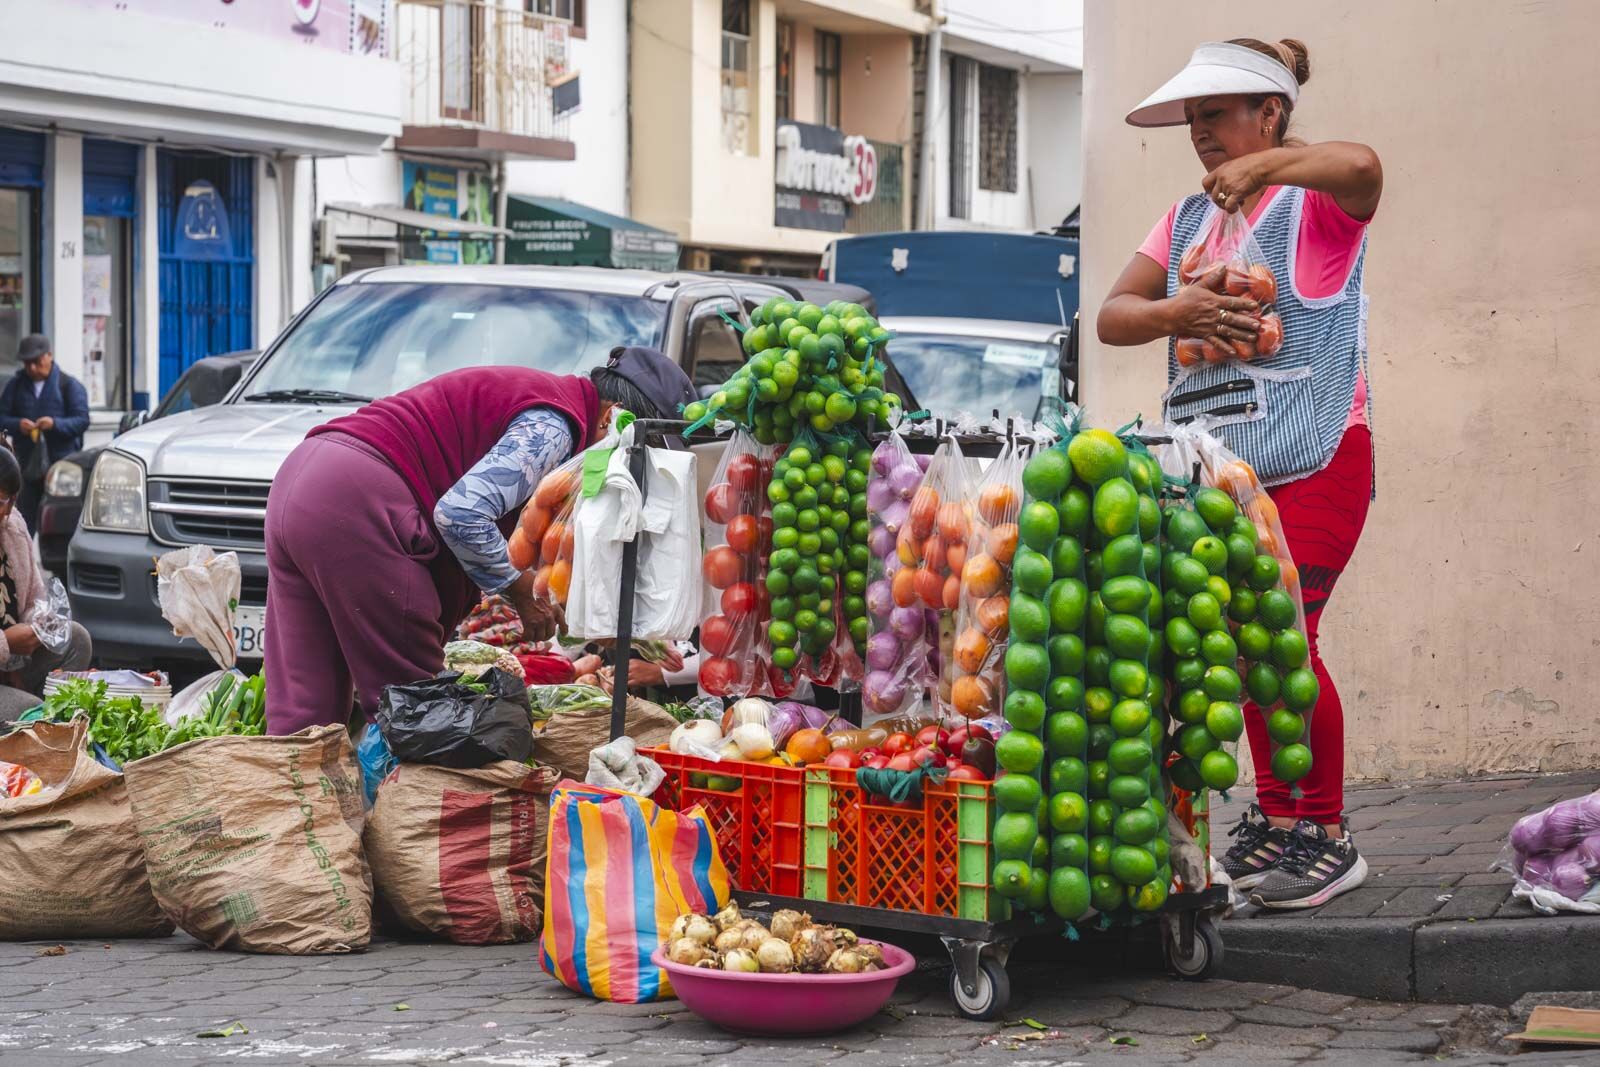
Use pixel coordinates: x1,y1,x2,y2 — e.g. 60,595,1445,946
17,334,49,363
597,346,697,418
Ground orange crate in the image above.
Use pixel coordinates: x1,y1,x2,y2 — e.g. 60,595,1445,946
651,749,806,897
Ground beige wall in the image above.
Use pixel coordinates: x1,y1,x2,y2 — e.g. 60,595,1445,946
840,35,915,144
1081,1,1600,782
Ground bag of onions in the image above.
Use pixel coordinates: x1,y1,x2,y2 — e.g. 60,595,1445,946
1173,207,1283,367
1495,790,1600,914
862,429,939,718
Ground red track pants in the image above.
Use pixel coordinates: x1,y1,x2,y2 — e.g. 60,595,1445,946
1241,425,1373,824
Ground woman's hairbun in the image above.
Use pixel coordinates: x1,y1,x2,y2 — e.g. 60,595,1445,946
1228,37,1311,86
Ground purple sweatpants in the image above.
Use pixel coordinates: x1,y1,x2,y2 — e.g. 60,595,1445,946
264,434,474,734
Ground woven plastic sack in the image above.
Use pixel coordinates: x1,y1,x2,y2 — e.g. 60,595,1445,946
540,782,731,1002
1175,207,1283,367
861,429,936,717
697,428,775,698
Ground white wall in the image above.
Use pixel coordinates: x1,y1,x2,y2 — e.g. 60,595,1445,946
940,0,1082,71
1027,71,1082,228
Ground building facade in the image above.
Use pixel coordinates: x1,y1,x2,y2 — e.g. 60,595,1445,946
631,0,929,276
0,0,400,440
917,0,1082,235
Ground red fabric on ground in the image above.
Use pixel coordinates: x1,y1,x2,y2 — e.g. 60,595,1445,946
1241,425,1373,823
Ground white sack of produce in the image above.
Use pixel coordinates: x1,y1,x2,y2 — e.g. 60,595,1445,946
365,761,557,944
586,735,665,795
124,723,373,954
156,545,245,726
0,719,172,939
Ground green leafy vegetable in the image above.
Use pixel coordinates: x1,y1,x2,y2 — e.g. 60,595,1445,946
36,674,267,765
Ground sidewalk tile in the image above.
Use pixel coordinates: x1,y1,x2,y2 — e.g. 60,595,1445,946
1431,884,1511,920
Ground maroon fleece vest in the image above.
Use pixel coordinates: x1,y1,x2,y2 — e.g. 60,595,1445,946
308,367,599,528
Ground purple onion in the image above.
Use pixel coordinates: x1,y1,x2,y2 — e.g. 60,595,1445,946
1578,834,1600,872
872,441,898,476
915,453,931,471
866,478,895,514
1544,801,1588,844
889,606,925,643
885,553,903,578
1511,812,1547,856
864,670,908,713
868,524,895,560
889,462,923,500
865,632,900,672
1521,853,1555,884
865,579,893,619
1548,847,1594,901
880,498,909,532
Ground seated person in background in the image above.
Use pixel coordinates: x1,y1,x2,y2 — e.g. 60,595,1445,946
0,446,91,720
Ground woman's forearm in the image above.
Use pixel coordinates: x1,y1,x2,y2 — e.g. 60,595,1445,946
1098,292,1179,346
1252,142,1382,217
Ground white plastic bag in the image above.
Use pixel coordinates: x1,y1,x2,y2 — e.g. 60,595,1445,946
0,577,72,670
156,546,243,725
584,735,665,796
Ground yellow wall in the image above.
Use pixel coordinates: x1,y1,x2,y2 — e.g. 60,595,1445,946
1081,0,1600,781
841,35,915,145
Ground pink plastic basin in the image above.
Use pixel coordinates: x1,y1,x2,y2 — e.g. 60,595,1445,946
651,938,916,1036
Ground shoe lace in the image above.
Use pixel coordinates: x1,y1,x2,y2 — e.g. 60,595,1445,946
1223,804,1269,859
1276,822,1330,877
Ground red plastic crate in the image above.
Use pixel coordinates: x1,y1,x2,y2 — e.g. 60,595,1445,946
651,749,806,896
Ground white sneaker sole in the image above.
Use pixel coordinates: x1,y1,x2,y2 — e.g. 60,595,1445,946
1251,854,1369,910
1227,867,1277,892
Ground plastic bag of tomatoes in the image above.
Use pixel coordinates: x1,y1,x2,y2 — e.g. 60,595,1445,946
1175,207,1284,367
510,453,585,613
697,428,778,699
861,428,938,718
942,442,1026,721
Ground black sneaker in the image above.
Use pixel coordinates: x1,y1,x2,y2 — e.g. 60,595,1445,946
1221,803,1291,891
1250,820,1369,909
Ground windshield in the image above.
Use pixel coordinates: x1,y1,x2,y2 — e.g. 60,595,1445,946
888,333,1059,421
244,283,666,401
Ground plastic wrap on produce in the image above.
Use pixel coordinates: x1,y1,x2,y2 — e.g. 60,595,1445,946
1173,206,1283,366
1494,790,1600,914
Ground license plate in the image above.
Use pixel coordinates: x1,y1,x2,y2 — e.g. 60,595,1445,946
234,604,267,660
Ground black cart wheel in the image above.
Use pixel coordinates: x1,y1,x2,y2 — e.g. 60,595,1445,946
950,956,1010,1021
1169,914,1223,981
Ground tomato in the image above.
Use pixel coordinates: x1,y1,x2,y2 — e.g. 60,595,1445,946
698,656,740,696
704,483,740,525
823,748,860,769
909,745,937,767
1257,313,1284,355
726,514,761,555
947,764,985,782
1247,263,1278,305
1224,265,1252,297
964,724,994,743
909,486,939,539
725,453,762,493
1175,337,1207,368
859,748,881,761
882,732,914,756
916,724,950,751
721,581,759,619
701,613,737,657
864,754,890,770
757,516,774,551
887,753,915,773
702,545,743,590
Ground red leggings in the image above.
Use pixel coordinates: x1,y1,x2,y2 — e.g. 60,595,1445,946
1241,425,1373,824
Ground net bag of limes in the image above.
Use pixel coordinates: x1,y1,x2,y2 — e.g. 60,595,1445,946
1160,419,1317,795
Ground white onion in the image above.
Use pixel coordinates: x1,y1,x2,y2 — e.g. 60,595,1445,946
670,719,723,755
730,723,775,760
722,947,760,973
756,937,795,973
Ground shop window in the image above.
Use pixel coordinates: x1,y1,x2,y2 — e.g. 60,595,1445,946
776,20,794,122
82,216,130,410
948,55,975,219
815,30,841,129
721,0,754,155
0,189,35,380
978,63,1019,193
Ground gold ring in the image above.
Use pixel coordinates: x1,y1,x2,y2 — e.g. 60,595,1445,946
1219,309,1226,326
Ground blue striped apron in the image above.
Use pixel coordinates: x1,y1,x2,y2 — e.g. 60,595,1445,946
1161,186,1369,487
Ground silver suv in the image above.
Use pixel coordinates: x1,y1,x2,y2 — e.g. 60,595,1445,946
67,265,901,672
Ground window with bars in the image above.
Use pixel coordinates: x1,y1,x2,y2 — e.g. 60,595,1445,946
528,0,584,29
776,20,794,121
948,55,975,219
721,0,754,154
816,30,841,128
978,63,1019,193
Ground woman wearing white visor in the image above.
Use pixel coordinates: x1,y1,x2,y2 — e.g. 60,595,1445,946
1099,39,1383,910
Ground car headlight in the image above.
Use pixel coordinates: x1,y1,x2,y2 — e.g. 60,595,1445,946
83,451,148,533
45,459,85,499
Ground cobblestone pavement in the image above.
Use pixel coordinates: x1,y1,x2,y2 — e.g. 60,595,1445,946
0,936,1581,1066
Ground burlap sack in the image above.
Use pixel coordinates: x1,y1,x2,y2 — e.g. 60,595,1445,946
531,696,678,782
0,719,171,939
123,723,372,954
365,761,558,944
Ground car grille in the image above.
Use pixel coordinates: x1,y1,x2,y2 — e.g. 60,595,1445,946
149,478,271,552
71,563,123,597
149,570,268,606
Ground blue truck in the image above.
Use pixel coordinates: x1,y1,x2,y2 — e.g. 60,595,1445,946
825,229,1081,420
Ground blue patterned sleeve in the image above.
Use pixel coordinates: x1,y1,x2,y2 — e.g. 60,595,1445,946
434,407,576,594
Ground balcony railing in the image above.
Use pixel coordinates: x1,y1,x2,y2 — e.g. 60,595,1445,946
845,139,909,235
397,0,573,146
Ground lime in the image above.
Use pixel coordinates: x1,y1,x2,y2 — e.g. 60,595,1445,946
1004,689,1047,732
1258,588,1297,631
1237,621,1272,661
1176,723,1219,761
682,400,708,423
996,730,1045,773
1267,708,1306,745
1022,448,1072,501
823,393,856,423
1109,699,1152,738
993,812,1039,861
1200,630,1239,667
991,859,1033,900
1093,478,1140,539
1226,534,1257,578
1202,665,1243,702
1138,495,1161,540
1048,634,1086,677
1142,542,1162,579
1230,514,1259,545
1246,662,1282,706
1066,428,1129,485
995,773,1044,814
1050,535,1084,577
1048,791,1088,833
1084,687,1115,726
1165,509,1209,553
1019,500,1061,553
1005,642,1051,693
1059,486,1091,537
1271,629,1310,670
1088,798,1115,836
1171,556,1210,596
1088,724,1115,761
1101,575,1148,614
1046,711,1088,756
1014,548,1053,596
1190,536,1229,576
1048,867,1092,921
1129,876,1169,912
1176,687,1211,724
1088,837,1114,877
1164,587,1189,622
1281,668,1320,713
1052,832,1089,870
1205,575,1232,606
1047,578,1088,632
1047,674,1086,713
1205,701,1244,742
1009,593,1050,643
1172,656,1206,691
1165,618,1202,657
1107,737,1153,775
1090,872,1123,911
1186,592,1222,631
1102,533,1145,578
1108,658,1149,699
1111,845,1157,887
1199,749,1239,790
1050,757,1088,795
1108,773,1151,807
1193,487,1239,532
769,594,795,620
771,646,798,670
1248,553,1282,592
1168,757,1204,793
1271,743,1313,783
1114,807,1159,846
793,609,818,633
1105,615,1151,660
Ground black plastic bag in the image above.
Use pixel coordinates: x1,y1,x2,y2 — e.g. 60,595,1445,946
376,669,533,768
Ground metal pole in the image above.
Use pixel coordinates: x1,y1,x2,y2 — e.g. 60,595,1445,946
608,432,652,742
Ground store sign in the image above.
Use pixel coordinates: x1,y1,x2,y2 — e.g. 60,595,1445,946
62,0,390,58
775,121,879,232
403,161,461,265
173,181,234,261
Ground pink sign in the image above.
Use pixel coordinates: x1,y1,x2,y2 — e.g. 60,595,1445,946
64,0,389,58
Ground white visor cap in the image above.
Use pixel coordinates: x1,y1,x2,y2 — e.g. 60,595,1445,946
1126,42,1300,128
